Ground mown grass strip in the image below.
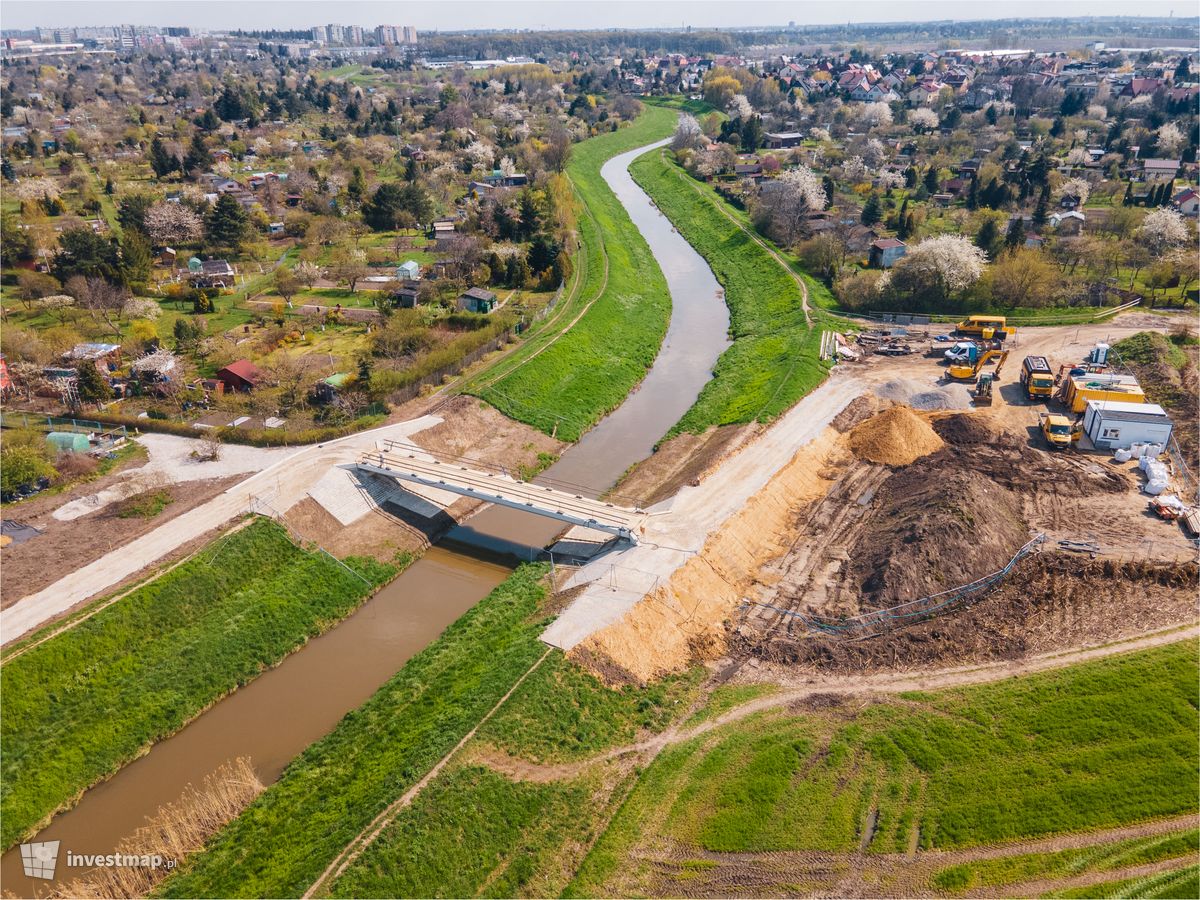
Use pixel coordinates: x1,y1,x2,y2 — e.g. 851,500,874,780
569,643,1200,895
1042,864,1200,899
473,106,676,441
0,518,398,850
932,829,1200,893
628,149,832,437
155,564,552,899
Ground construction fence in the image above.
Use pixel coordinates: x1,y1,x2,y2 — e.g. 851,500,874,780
743,534,1047,639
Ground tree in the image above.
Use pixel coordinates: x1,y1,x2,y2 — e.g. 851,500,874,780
183,134,211,174
294,260,323,288
797,233,847,282
148,135,180,178
1,211,33,263
923,166,940,194
205,194,249,253
1,445,57,494
1058,177,1091,207
333,260,370,293
860,193,882,226
145,201,203,246
974,217,1001,260
987,248,1058,307
672,113,704,151
67,275,128,335
1138,207,1190,254
75,359,113,404
1005,216,1025,251
274,269,300,305
16,271,60,307
861,102,893,128
889,235,988,303
120,231,152,286
53,227,122,283
754,166,826,246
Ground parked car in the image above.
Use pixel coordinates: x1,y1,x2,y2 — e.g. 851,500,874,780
944,341,977,363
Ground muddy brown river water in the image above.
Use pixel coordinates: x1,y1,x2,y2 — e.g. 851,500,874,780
1,136,728,897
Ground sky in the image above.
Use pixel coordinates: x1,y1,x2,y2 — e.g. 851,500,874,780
2,0,1191,32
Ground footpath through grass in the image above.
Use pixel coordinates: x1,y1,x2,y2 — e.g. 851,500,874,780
629,149,831,437
473,106,676,441
157,564,552,898
0,518,397,850
569,642,1200,896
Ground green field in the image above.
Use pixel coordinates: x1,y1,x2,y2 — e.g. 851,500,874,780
0,518,397,849
568,642,1200,896
473,105,677,441
628,149,831,436
1044,865,1200,899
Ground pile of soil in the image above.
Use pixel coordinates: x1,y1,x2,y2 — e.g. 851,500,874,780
848,406,944,466
737,555,1198,674
830,395,878,433
849,456,1029,609
933,413,995,445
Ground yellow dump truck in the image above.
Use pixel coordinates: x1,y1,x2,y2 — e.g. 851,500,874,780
1019,356,1055,400
955,315,1017,341
1061,374,1145,414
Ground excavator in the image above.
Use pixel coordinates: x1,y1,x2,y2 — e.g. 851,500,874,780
948,349,1009,382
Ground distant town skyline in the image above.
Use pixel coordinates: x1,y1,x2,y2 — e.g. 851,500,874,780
3,0,1193,32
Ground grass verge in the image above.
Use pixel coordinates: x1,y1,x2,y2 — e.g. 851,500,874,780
0,517,397,850
472,106,676,441
1041,864,1200,899
628,149,831,436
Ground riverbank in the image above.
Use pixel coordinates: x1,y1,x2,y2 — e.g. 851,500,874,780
472,105,677,441
0,518,399,851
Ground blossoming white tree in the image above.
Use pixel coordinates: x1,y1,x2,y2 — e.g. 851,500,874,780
1139,208,1190,254
145,202,204,246
1058,177,1091,206
1155,123,1186,157
861,102,893,128
728,94,753,120
892,234,988,298
671,113,705,151
756,165,826,245
909,107,939,133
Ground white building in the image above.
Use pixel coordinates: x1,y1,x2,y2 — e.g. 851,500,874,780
1083,400,1173,450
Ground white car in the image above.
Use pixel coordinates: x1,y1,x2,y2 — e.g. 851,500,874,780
944,341,976,363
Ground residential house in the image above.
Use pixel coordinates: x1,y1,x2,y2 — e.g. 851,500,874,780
1171,187,1199,217
764,131,804,149
1049,210,1086,234
457,287,498,313
1143,159,1181,181
868,238,907,268
483,170,528,188
214,359,263,392
67,343,122,371
908,81,943,105
188,258,236,288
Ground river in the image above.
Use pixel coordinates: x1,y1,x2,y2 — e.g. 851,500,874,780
1,136,728,897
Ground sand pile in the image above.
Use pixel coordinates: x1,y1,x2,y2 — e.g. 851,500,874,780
876,378,973,411
848,406,944,466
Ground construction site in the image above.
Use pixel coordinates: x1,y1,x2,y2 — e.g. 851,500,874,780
545,315,1200,687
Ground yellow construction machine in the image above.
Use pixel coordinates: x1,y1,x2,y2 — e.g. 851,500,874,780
948,349,1009,382
1039,413,1082,450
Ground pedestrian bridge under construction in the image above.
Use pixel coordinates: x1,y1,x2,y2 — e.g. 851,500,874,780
350,444,647,542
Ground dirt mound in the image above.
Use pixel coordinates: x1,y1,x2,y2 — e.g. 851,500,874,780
876,377,973,411
933,413,995,445
849,456,1029,609
848,406,944,466
736,555,1198,674
830,395,878,433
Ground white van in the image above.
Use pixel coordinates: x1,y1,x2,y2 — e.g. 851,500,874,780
944,341,976,363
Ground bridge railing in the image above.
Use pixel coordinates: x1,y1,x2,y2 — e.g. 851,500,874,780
373,440,646,510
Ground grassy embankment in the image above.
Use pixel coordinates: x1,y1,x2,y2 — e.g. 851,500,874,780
1111,329,1199,465
157,564,701,898
568,641,1200,896
629,148,832,437
470,105,677,441
0,518,398,850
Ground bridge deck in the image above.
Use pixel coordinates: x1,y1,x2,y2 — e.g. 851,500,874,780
352,449,645,541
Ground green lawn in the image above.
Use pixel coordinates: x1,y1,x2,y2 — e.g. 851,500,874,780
472,105,677,441
0,518,398,850
629,149,831,436
568,642,1200,896
1042,865,1200,899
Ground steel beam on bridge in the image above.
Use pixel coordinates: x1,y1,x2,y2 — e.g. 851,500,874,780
350,451,644,542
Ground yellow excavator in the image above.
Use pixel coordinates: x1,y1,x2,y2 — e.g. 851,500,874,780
948,349,1009,382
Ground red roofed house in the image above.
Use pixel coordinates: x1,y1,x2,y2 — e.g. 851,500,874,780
215,359,264,392
1171,187,1199,217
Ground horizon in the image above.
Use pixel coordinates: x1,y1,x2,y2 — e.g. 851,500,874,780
2,1,1196,33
